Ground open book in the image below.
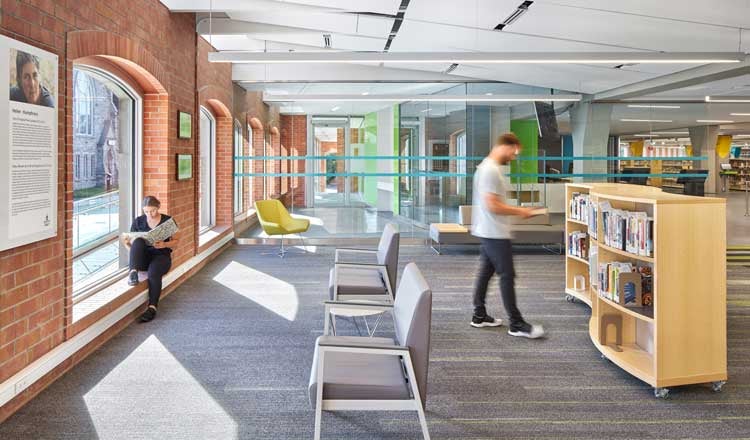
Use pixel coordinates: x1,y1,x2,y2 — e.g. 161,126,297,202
123,218,179,246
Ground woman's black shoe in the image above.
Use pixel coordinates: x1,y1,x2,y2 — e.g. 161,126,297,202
139,307,157,322
128,270,139,286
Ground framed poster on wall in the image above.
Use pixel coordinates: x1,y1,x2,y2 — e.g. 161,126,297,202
176,154,192,180
178,111,192,139
0,35,58,251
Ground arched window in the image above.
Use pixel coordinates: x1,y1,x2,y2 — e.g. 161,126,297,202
72,66,140,298
234,120,243,214
73,70,94,135
199,107,216,231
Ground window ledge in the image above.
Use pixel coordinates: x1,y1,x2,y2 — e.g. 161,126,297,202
72,274,143,325
233,208,257,223
198,224,232,249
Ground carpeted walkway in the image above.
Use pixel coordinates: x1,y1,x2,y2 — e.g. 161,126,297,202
1,245,749,439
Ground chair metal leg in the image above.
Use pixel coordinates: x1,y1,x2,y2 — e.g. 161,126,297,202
278,235,287,258
416,403,431,440
314,350,325,440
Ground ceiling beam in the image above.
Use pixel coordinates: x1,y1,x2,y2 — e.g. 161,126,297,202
594,56,750,100
263,94,582,103
233,63,477,83
209,51,745,64
196,18,385,41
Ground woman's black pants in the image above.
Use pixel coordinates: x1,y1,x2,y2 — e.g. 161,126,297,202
129,238,172,307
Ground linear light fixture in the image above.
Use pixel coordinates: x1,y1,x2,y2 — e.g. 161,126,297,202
263,94,582,103
705,95,750,103
209,51,744,64
730,113,750,116
697,119,734,123
634,133,689,137
627,104,681,109
620,119,673,123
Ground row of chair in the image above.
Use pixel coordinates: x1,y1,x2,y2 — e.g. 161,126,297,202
308,224,433,440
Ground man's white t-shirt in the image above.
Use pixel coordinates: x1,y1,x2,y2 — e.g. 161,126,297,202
471,158,512,239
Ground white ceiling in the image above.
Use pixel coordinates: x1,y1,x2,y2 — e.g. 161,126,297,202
160,0,750,133
162,0,750,93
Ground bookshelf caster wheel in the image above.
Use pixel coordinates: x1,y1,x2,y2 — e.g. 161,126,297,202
600,354,609,362
711,381,726,392
654,387,670,399
565,294,573,302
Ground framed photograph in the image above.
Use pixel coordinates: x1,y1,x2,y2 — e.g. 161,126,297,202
178,111,192,139
176,154,192,181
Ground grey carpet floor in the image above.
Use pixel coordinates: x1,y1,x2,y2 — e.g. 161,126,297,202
1,245,749,440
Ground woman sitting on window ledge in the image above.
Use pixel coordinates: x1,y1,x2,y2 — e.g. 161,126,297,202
121,196,178,322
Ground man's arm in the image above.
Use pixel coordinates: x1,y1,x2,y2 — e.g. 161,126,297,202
483,192,534,218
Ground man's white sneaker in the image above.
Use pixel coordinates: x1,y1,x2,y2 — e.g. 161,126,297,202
508,323,545,339
470,315,503,328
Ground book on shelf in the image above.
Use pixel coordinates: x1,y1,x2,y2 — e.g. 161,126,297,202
568,231,588,259
600,201,653,257
597,261,653,308
569,192,589,223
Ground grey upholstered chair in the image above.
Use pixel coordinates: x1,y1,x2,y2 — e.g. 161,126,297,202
310,262,432,440
326,224,400,336
329,223,400,301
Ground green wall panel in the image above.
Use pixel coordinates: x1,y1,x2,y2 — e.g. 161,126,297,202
510,119,539,184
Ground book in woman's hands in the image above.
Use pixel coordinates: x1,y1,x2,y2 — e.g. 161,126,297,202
123,218,179,245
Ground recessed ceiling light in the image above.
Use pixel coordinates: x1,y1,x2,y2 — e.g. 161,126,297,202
620,119,673,123
696,119,734,123
627,104,681,109
331,106,340,111
705,95,750,103
361,92,369,95
485,93,493,96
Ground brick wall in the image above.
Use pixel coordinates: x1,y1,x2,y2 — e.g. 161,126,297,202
280,115,307,207
0,0,203,421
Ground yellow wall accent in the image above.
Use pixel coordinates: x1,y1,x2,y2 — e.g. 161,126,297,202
630,140,644,156
716,135,732,158
685,145,692,156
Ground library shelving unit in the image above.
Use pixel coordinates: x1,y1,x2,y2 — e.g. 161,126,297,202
728,157,750,190
565,183,727,398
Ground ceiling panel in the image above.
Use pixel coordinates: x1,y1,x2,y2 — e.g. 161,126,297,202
539,0,750,29
277,0,401,15
509,2,742,52
228,11,393,38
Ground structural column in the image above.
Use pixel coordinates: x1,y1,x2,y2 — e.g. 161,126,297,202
570,101,613,180
688,125,719,194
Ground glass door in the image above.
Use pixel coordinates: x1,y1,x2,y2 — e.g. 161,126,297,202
309,117,351,207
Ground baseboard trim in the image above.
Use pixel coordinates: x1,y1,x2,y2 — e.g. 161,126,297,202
0,232,234,408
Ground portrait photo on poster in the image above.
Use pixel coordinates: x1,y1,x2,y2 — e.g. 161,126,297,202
9,48,56,108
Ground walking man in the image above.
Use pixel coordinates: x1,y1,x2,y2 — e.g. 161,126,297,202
470,133,545,339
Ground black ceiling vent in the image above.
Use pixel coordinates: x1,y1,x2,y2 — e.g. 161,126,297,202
494,1,533,31
384,0,410,52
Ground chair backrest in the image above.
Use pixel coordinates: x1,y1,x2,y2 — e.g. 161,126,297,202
255,200,281,224
376,223,400,294
393,263,432,408
255,199,292,225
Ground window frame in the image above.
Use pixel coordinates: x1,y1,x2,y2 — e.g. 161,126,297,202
233,120,243,215
71,65,143,302
73,70,95,136
199,106,216,233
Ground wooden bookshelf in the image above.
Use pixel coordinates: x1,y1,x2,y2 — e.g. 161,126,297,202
565,183,727,397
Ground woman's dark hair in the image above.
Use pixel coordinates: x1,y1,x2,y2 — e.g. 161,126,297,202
16,51,40,89
142,196,161,208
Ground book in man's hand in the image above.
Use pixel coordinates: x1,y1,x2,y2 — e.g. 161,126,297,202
122,218,179,246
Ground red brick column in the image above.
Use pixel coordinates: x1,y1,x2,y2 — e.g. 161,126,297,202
214,116,233,226
251,127,266,203
280,115,307,207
